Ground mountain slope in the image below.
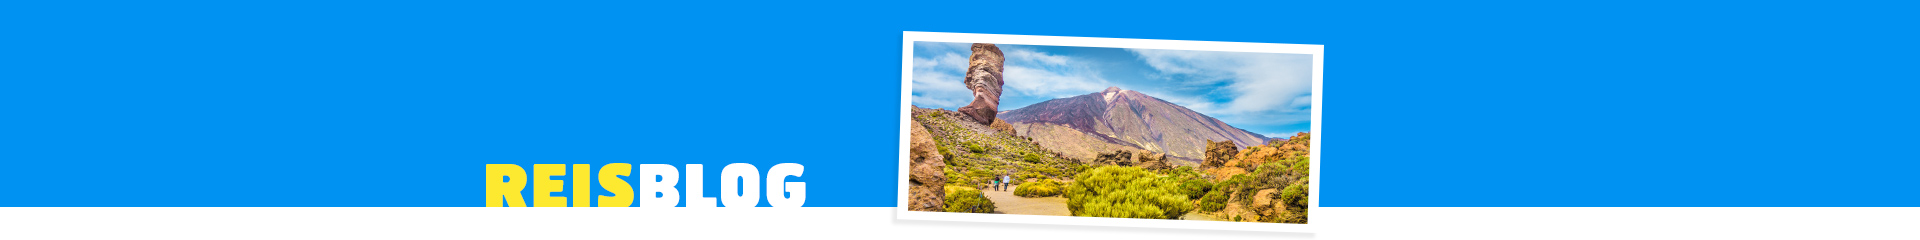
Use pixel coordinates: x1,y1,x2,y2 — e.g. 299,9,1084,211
910,106,1080,189
1001,87,1267,161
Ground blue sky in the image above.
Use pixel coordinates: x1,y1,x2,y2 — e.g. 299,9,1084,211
911,42,1314,138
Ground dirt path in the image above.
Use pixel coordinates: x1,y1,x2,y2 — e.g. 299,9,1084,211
1181,211,1224,221
981,186,1070,216
982,185,1225,221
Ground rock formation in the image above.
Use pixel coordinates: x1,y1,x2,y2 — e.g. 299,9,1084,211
1234,133,1309,168
1093,150,1134,166
907,122,947,212
956,43,1005,125
1089,149,1171,169
1136,151,1171,171
1250,188,1280,215
1199,133,1311,223
988,118,1017,135
1204,140,1240,168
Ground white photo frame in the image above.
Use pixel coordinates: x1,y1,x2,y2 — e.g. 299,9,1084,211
897,31,1322,233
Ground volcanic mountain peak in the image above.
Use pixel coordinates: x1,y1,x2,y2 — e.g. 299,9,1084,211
1101,86,1127,103
1000,89,1268,162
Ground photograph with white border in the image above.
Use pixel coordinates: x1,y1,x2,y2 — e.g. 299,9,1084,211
898,31,1323,232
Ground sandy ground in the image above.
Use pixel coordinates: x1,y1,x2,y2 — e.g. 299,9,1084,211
982,185,1225,221
980,186,1070,216
1181,211,1224,221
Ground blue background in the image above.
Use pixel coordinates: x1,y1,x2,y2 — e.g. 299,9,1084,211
3,1,1916,207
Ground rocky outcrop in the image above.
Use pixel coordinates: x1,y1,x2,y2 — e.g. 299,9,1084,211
1278,132,1310,152
988,118,1017,135
956,43,1005,125
907,122,947,212
1204,140,1240,168
1235,145,1285,168
1089,149,1171,170
1093,150,1134,166
1250,188,1280,215
1200,133,1311,223
1137,151,1171,171
1208,166,1247,182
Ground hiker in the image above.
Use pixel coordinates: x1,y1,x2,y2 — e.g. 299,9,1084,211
998,175,1008,191
990,179,999,191
1000,175,1009,191
1001,175,1011,191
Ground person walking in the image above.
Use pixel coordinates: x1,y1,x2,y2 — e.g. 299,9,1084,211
1001,175,1011,192
997,175,1008,191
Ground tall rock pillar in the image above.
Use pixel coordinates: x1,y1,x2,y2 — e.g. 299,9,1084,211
957,43,1005,125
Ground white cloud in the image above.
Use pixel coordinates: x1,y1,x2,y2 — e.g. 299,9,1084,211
910,49,974,109
1127,49,1314,125
915,44,1115,109
1000,47,1110,98
1288,95,1313,109
1006,48,1070,66
1004,65,1108,98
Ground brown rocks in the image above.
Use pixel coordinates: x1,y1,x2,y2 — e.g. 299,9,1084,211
1236,132,1311,169
1221,202,1260,222
1192,132,1313,223
1093,150,1134,166
1251,188,1280,213
1282,132,1311,152
1236,144,1287,168
1137,151,1171,171
988,118,1017,135
1207,166,1247,182
1089,149,1169,169
907,122,947,212
1204,140,1240,168
956,43,1005,125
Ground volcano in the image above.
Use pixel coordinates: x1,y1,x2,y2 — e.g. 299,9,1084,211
1000,87,1268,163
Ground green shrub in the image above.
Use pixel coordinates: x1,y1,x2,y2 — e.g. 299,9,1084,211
1280,183,1308,208
966,142,986,153
1197,189,1228,212
944,168,996,188
1272,182,1310,224
1022,153,1043,163
1261,162,1294,181
943,186,995,213
1178,179,1213,200
1014,178,1064,197
1221,174,1256,202
964,169,994,188
1065,166,1192,219
937,145,953,160
1164,166,1200,180
943,168,961,184
1279,207,1307,224
1291,156,1310,175
1016,172,1047,184
1035,166,1062,177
